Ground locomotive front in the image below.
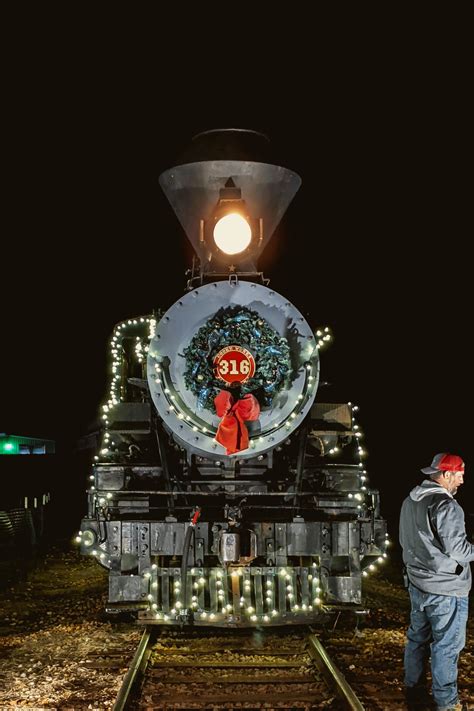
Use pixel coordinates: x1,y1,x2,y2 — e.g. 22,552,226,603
78,129,388,626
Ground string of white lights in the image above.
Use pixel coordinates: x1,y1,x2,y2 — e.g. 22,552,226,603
347,402,391,575
93,316,155,463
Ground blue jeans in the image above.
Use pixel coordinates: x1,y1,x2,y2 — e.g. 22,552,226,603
404,583,469,710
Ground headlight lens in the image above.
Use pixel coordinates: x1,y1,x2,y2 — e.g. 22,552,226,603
213,213,251,255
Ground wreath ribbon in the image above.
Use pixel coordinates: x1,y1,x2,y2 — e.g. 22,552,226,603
214,390,260,455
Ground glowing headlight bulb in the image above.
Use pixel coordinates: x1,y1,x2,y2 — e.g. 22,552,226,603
213,213,251,255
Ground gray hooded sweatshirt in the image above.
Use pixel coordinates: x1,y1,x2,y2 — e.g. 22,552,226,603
399,479,474,596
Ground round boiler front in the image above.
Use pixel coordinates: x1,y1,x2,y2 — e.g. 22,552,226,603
147,280,319,460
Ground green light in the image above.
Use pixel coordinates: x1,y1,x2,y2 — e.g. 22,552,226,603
1,440,18,454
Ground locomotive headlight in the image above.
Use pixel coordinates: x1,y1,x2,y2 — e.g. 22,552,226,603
213,213,252,254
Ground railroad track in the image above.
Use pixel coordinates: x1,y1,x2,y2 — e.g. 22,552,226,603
113,626,365,710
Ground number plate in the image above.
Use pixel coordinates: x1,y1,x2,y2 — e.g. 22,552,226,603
213,345,256,385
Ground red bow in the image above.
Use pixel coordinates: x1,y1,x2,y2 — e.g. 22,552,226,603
214,390,260,455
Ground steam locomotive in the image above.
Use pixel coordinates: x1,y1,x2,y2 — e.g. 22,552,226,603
78,129,388,626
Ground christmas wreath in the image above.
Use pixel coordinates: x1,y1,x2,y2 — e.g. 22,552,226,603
182,306,291,412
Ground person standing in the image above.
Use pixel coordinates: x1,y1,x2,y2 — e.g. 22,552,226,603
399,453,474,711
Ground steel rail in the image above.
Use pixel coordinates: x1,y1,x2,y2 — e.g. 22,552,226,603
308,634,365,710
113,627,365,710
112,627,152,711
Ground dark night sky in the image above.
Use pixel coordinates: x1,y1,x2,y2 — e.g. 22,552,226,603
1,121,472,528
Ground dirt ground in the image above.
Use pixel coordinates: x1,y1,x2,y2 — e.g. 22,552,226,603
0,543,472,710
0,543,141,709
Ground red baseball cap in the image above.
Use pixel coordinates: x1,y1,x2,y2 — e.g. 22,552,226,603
421,453,465,476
